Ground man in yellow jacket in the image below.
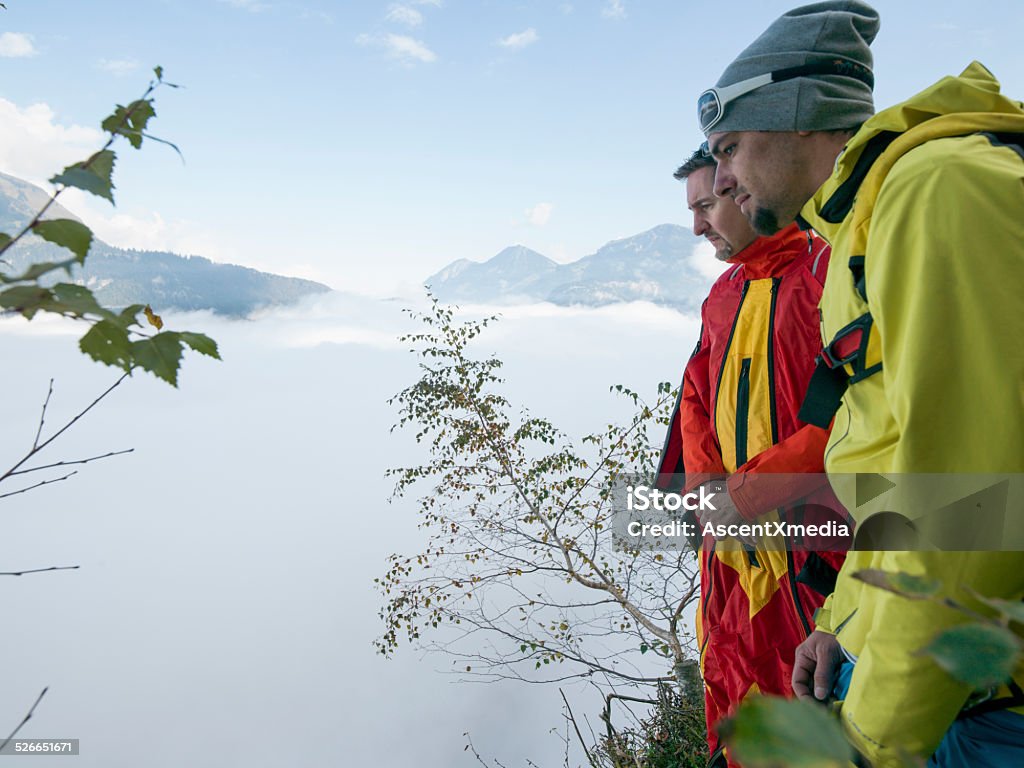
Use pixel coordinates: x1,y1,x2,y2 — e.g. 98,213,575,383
697,1,1024,765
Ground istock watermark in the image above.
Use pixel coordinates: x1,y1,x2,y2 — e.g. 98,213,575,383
610,473,1024,552
625,483,718,513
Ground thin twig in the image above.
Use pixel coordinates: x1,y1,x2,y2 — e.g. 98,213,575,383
560,689,601,768
32,380,54,450
0,688,48,755
0,372,130,486
0,565,80,577
7,448,135,477
0,471,77,500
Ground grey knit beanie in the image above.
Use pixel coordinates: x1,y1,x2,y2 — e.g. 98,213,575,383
702,0,880,136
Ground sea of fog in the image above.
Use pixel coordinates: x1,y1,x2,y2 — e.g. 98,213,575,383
0,291,699,768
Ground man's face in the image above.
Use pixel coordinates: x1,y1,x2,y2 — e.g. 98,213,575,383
708,130,810,235
686,165,757,261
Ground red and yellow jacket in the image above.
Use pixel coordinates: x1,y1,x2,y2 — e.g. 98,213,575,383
659,223,844,760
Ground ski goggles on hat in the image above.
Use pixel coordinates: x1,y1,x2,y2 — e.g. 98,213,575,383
698,58,874,134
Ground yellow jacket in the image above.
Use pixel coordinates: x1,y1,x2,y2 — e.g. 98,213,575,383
800,62,1024,765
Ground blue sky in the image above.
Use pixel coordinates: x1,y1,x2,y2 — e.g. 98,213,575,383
1,0,1023,295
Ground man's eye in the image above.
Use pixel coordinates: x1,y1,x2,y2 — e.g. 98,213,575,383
722,144,736,157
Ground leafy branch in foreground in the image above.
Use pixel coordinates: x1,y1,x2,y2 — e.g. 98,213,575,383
377,295,700,689
0,66,218,386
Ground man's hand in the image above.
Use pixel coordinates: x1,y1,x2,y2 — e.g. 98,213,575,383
698,482,755,546
792,630,843,702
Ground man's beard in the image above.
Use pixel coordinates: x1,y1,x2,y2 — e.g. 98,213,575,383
751,206,782,236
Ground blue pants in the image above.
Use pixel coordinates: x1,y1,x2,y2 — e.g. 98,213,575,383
833,661,1024,767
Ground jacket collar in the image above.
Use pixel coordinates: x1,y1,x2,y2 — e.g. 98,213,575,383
728,222,809,280
801,61,1024,242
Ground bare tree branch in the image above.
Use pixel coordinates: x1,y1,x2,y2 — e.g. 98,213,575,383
0,688,48,755
8,448,135,478
561,689,601,768
0,565,80,577
0,471,77,500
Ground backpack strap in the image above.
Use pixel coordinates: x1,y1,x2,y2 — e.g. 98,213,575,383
959,678,1024,720
799,311,881,427
799,126,1024,429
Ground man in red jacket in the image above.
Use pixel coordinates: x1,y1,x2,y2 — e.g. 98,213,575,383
659,147,845,766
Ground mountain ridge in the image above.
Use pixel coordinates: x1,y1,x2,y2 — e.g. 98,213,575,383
0,172,330,317
426,223,713,313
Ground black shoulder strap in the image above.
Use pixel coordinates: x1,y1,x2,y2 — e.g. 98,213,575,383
980,131,1024,160
818,131,901,224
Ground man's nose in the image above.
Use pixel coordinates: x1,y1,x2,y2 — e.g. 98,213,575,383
692,213,709,236
714,165,735,199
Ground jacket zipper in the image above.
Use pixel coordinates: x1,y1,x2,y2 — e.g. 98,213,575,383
786,550,813,638
767,277,781,444
735,358,751,467
698,549,715,668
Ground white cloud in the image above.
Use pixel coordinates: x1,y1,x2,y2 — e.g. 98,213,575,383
525,202,553,227
386,4,423,26
357,33,437,65
497,28,538,50
688,239,728,280
57,192,228,259
300,9,334,24
413,0,442,6
219,0,269,12
0,98,104,187
601,0,625,19
0,96,228,263
97,58,140,76
0,32,37,58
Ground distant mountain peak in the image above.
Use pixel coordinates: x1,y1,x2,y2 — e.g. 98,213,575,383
490,244,556,268
426,223,712,312
0,172,82,231
0,172,329,316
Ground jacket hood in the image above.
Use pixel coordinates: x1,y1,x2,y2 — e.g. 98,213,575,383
802,61,1024,239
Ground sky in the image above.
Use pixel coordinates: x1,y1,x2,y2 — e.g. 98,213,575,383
1,1,1024,297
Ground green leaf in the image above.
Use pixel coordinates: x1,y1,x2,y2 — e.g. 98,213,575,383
79,319,133,370
32,219,94,263
129,332,185,386
50,150,116,203
973,595,1024,627
852,568,940,599
0,285,53,319
921,623,1021,688
4,258,78,283
51,283,111,319
0,232,12,250
118,304,147,326
179,331,221,360
102,100,155,149
127,99,156,133
154,65,163,81
717,697,853,768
